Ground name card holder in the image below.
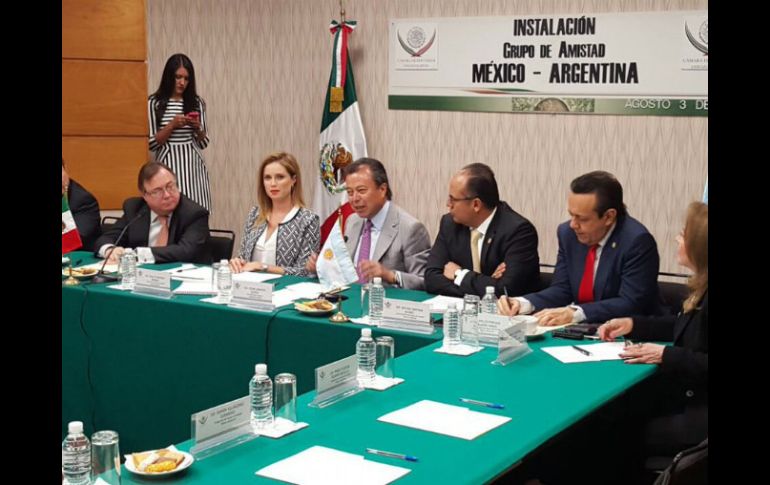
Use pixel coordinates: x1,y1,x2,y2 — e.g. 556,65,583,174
132,268,173,299
492,319,532,366
309,355,364,408
190,396,258,460
228,281,275,312
378,298,435,335
477,313,513,347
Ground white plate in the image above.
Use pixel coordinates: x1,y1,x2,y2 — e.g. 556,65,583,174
124,450,194,477
62,267,99,279
294,300,338,315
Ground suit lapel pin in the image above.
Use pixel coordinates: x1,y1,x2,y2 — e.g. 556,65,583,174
487,237,492,244
611,242,617,249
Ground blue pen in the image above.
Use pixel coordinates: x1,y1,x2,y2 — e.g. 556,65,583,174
460,398,505,410
366,448,419,462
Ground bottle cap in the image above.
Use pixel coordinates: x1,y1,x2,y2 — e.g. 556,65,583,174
68,421,83,433
220,259,229,265
486,286,495,293
373,277,382,284
255,363,267,375
361,328,372,338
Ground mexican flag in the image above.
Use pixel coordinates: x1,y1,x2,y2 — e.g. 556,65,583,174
313,19,368,245
62,195,82,254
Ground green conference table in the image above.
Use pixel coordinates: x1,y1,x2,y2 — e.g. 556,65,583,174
117,337,655,484
62,252,441,453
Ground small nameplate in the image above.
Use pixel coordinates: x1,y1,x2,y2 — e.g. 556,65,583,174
191,395,251,442
135,268,171,290
478,314,512,345
315,355,358,394
232,280,273,302
383,298,431,323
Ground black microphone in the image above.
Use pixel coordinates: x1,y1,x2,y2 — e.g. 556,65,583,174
92,207,148,284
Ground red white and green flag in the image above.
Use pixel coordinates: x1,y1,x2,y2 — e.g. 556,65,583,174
313,19,368,245
62,195,82,254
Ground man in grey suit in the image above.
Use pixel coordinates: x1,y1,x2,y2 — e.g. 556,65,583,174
342,158,431,290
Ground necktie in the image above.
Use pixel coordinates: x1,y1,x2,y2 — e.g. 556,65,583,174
577,244,599,303
357,219,373,283
156,215,169,247
470,229,482,273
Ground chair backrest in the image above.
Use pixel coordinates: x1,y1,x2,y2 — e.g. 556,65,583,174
209,229,235,262
652,438,708,485
658,273,690,314
101,216,120,234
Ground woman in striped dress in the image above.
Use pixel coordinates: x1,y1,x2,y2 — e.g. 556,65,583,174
148,53,212,212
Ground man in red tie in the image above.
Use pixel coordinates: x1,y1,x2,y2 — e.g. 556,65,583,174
498,171,663,325
95,162,211,265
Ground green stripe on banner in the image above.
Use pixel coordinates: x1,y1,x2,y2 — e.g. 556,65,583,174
389,95,708,117
321,55,360,131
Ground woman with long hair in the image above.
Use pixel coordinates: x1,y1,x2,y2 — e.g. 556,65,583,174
599,201,708,459
148,53,212,211
229,152,320,275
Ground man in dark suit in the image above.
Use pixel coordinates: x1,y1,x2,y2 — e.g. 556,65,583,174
94,162,210,264
424,163,540,298
499,170,662,325
62,160,102,252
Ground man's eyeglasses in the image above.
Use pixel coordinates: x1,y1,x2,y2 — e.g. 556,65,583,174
447,194,476,205
145,182,179,199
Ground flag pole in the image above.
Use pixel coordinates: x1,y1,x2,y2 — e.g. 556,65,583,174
339,0,345,23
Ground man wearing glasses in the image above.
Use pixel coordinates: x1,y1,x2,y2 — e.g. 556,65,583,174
95,162,210,264
424,163,540,297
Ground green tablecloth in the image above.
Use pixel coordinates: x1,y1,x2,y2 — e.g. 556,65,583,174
62,252,440,452
117,337,655,484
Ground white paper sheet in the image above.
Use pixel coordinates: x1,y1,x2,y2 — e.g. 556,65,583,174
420,295,465,312
434,344,483,356
232,272,282,283
284,282,327,299
363,376,404,391
257,417,309,439
541,341,626,363
173,280,216,295
378,400,511,440
256,445,411,485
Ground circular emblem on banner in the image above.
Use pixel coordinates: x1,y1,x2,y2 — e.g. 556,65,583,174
406,27,426,49
319,142,353,195
699,20,708,45
323,249,334,260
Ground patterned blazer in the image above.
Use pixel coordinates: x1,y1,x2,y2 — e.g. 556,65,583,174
238,206,320,276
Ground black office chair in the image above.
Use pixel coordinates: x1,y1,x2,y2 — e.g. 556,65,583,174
209,229,235,262
649,438,708,485
538,263,555,291
658,272,690,314
101,216,120,234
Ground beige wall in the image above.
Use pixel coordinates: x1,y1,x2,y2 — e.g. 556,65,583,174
147,0,707,274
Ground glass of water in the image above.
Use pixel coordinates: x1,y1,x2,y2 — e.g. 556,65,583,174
91,430,121,484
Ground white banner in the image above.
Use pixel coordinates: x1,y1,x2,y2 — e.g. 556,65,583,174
389,11,708,116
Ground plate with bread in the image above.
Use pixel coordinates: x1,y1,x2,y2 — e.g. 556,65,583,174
125,447,193,477
294,299,337,315
62,267,99,279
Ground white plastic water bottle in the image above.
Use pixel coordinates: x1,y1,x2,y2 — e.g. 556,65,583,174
462,294,480,348
217,259,232,302
62,420,91,485
120,248,137,290
249,363,274,431
443,302,461,347
369,277,384,325
481,286,497,314
356,328,376,385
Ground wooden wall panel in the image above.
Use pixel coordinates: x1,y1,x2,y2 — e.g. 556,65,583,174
62,60,148,136
62,0,147,60
63,137,148,209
